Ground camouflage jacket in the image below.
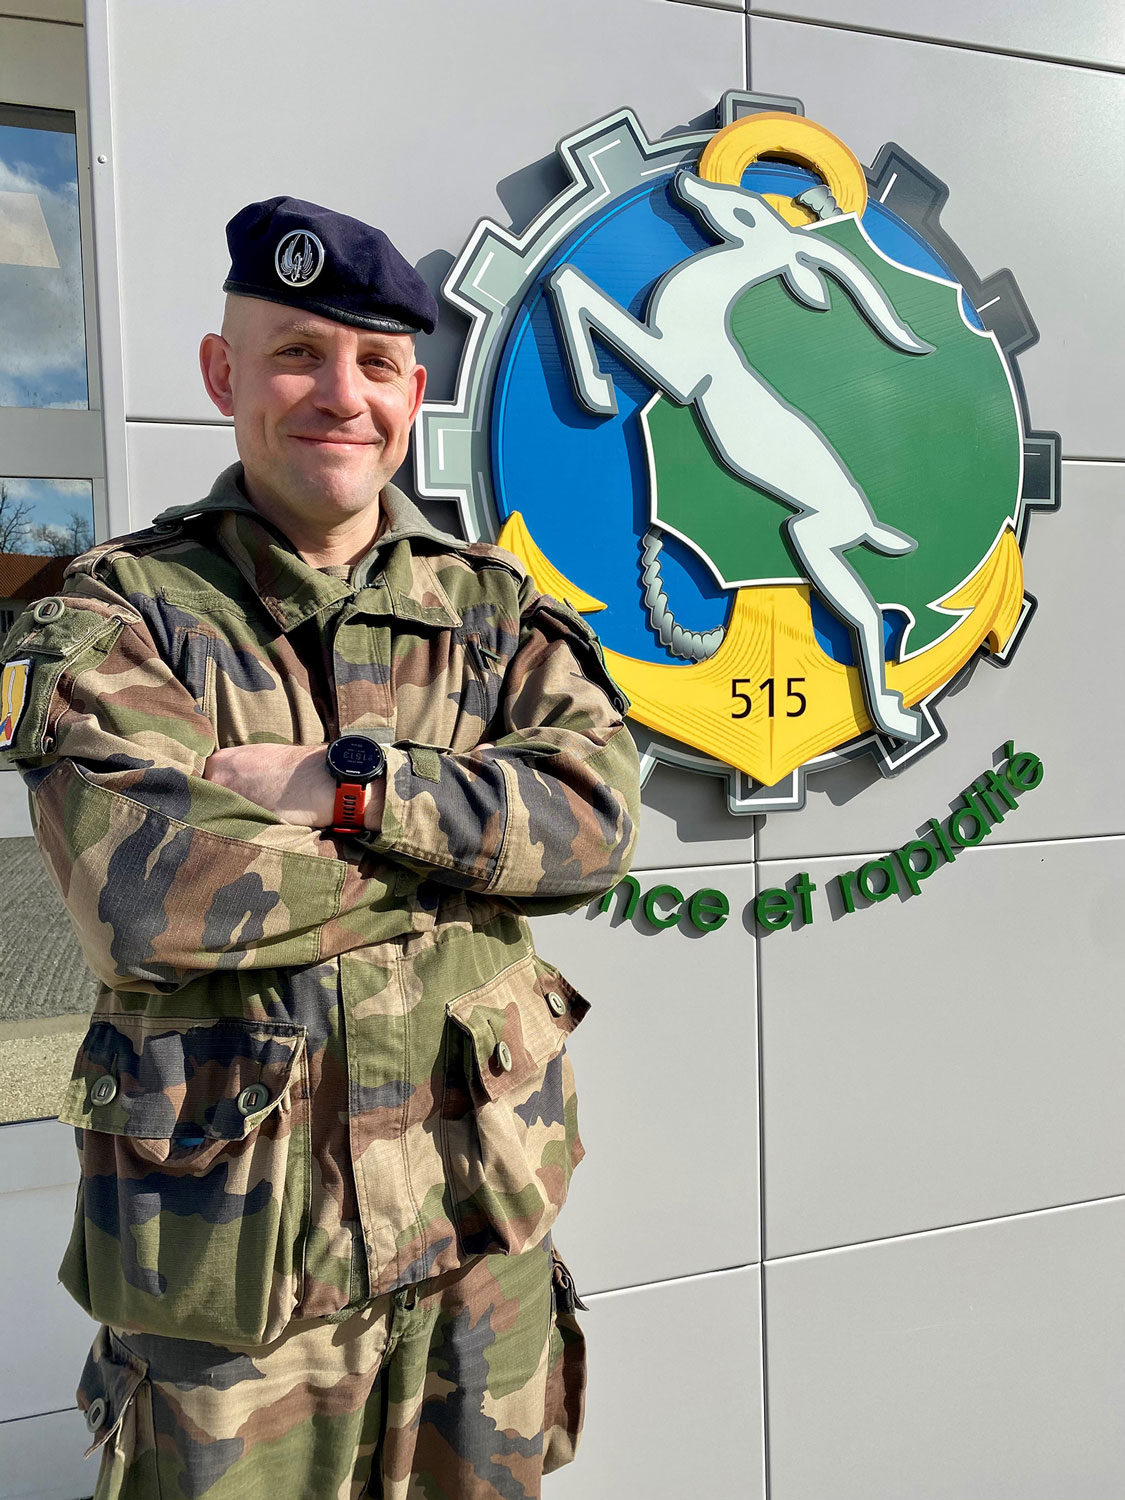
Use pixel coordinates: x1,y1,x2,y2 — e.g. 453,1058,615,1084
0,464,639,1346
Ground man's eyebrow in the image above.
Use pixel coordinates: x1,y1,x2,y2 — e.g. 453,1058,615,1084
270,320,334,339
269,320,406,353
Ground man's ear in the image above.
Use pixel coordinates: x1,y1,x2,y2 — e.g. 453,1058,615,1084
199,333,234,417
407,360,427,426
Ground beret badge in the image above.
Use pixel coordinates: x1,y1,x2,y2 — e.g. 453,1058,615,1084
275,229,325,288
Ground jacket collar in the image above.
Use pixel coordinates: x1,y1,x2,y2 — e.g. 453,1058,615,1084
154,463,465,632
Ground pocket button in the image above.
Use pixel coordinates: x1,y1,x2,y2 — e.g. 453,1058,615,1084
90,1075,117,1106
494,1041,513,1073
32,596,65,624
237,1083,270,1115
85,1397,107,1431
546,991,567,1017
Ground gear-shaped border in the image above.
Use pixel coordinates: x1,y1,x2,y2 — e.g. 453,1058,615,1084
416,90,1060,815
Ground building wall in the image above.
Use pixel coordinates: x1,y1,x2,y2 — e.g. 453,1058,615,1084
1,2,1123,1496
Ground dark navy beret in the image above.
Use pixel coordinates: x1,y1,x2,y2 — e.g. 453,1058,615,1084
222,196,438,336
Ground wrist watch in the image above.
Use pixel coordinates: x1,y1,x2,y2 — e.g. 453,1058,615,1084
325,733,387,833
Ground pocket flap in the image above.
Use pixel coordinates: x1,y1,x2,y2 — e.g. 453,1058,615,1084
448,955,589,1102
58,1013,306,1142
78,1328,146,1457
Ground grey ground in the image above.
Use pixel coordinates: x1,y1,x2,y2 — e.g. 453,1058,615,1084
0,836,97,1121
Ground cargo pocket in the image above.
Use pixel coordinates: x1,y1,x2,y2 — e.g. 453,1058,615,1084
443,953,588,1258
58,1013,310,1345
78,1327,159,1499
543,1248,588,1474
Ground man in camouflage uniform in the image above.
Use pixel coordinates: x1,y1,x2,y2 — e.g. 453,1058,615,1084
0,198,639,1498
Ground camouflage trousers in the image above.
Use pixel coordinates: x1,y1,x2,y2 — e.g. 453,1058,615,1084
77,1238,586,1499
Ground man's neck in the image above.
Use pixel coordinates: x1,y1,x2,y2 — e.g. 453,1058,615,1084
241,476,386,569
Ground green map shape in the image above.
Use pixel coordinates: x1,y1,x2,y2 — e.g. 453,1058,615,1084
645,216,1022,657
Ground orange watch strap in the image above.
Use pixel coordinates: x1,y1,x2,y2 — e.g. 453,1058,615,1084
332,781,368,833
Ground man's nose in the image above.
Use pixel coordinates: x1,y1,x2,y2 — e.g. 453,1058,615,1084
313,355,365,417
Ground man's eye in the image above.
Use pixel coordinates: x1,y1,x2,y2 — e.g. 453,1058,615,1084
277,346,312,358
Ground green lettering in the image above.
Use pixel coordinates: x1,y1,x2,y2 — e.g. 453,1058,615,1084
984,767,1019,811
972,780,1004,823
836,869,858,915
1006,747,1044,792
793,871,816,925
929,816,957,863
894,838,939,897
643,884,683,930
598,874,640,920
948,803,986,848
687,888,729,932
755,887,795,931
858,857,899,903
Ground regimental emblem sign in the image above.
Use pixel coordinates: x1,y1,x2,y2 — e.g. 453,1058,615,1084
417,91,1060,812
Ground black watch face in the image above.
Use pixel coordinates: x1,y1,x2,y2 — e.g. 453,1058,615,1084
326,734,385,782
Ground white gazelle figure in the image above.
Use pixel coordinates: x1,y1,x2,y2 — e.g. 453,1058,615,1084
547,170,934,741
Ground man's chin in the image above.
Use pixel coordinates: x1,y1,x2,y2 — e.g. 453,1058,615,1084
289,454,390,511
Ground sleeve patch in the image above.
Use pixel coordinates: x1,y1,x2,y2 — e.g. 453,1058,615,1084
0,659,31,749
0,608,126,759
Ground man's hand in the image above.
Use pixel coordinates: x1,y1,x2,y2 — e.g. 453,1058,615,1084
203,745,338,827
203,744,387,833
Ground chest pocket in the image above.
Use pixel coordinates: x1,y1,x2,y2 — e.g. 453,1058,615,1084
442,953,589,1258
385,626,501,753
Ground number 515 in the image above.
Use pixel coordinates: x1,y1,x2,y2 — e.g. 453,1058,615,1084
730,676,807,719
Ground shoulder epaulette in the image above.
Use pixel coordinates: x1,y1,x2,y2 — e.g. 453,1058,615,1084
63,515,197,580
460,540,527,582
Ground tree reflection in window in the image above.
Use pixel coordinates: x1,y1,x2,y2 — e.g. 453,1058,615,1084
0,476,93,637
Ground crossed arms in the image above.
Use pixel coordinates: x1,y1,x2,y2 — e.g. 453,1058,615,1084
6,573,639,992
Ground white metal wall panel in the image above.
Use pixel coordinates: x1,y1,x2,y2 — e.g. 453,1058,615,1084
631,761,758,871
748,17,1125,460
765,1198,1125,1500
532,863,759,1292
124,420,237,522
749,2,1125,70
548,1268,766,1500
0,1124,92,1500
0,1409,95,1500
759,461,1125,859
758,836,1125,1258
106,0,744,424
0,1184,96,1423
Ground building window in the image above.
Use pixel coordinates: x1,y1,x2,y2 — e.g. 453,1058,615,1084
0,101,88,411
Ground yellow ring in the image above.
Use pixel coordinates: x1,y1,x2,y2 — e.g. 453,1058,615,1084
697,111,868,223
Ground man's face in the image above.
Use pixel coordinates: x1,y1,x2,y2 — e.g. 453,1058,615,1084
200,296,426,531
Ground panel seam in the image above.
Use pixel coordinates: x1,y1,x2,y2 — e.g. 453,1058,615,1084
749,10,1125,79
767,1189,1125,1266
757,830,1125,868
754,825,771,1497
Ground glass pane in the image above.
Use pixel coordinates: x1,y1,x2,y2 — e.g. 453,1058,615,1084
0,476,94,639
0,102,88,409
